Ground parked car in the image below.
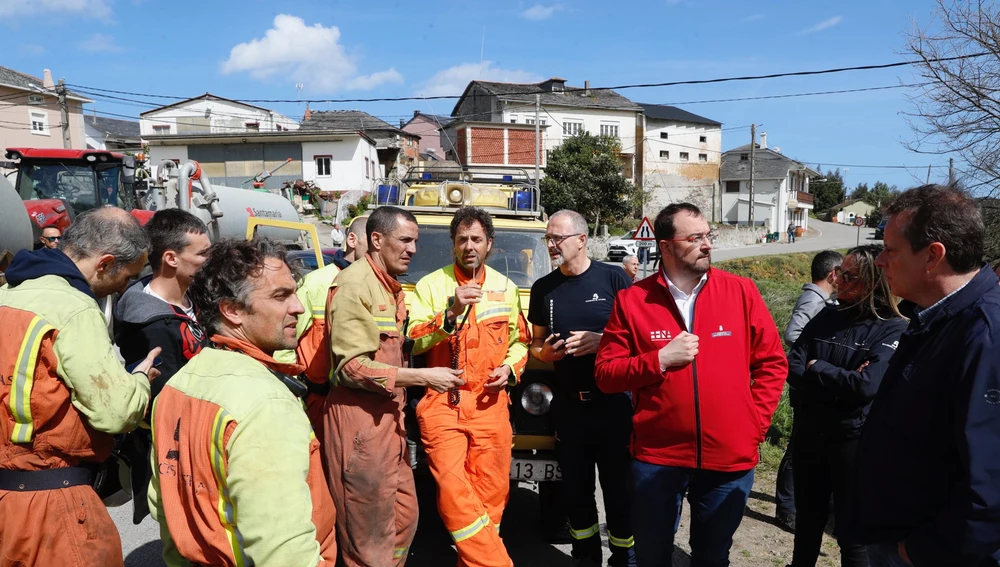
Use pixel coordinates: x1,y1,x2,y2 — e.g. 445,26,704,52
874,218,888,240
607,230,658,262
287,249,337,274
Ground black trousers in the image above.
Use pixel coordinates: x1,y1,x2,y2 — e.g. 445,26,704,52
775,438,795,518
554,392,636,567
790,435,867,567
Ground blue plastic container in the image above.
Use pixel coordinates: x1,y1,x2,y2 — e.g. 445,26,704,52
514,190,534,210
421,173,433,180
503,175,513,182
377,184,399,205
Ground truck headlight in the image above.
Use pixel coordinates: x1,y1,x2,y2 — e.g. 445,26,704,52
521,383,553,416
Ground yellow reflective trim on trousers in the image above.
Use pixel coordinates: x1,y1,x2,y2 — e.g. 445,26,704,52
10,316,54,444
609,534,635,548
570,523,599,540
393,546,408,559
450,513,490,543
209,408,248,567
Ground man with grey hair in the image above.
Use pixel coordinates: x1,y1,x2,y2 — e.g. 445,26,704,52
0,206,158,567
622,254,640,282
529,210,636,567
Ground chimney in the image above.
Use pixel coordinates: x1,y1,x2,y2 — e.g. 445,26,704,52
304,104,312,121
400,119,405,128
760,132,767,149
42,69,54,89
584,80,590,96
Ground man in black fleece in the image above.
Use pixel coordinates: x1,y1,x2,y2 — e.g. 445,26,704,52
113,209,211,523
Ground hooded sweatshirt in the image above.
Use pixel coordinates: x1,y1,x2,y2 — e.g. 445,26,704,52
4,247,95,300
114,276,207,400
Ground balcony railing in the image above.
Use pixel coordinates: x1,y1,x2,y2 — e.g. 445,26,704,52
797,191,814,205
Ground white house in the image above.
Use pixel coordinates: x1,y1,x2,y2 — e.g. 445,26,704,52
84,115,140,151
719,136,818,234
139,93,298,137
449,78,641,180
638,103,722,220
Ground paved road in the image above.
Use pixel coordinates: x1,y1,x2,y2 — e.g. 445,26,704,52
712,219,877,262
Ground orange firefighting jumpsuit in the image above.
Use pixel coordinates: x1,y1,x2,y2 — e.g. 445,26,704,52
0,275,150,567
148,336,337,567
323,255,418,567
408,264,530,567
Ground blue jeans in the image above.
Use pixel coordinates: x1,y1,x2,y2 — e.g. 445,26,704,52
866,542,912,567
631,461,754,567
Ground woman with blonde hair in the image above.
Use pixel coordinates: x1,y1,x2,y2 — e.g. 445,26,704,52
786,245,907,567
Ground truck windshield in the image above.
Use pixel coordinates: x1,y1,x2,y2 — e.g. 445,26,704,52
399,225,552,288
17,162,100,215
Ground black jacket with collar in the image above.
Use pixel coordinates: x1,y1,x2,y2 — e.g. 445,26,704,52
846,266,1000,566
787,303,907,442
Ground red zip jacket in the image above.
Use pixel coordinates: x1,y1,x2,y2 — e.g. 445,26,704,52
594,268,787,472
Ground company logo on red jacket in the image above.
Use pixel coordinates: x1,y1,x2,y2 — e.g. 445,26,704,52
650,330,673,342
712,325,732,338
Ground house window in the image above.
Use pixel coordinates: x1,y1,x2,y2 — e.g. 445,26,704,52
509,115,518,124
525,118,547,126
152,125,170,135
563,121,583,136
600,123,619,138
276,124,285,132
315,156,332,177
699,135,707,143
679,152,689,161
659,150,669,159
726,180,741,193
372,160,378,178
365,157,370,179
740,153,748,161
698,153,708,163
245,122,260,132
29,111,49,135
660,132,668,139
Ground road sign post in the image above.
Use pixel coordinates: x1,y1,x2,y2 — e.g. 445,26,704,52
634,216,656,278
855,216,865,246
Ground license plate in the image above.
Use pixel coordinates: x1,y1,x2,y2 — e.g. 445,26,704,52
510,458,562,481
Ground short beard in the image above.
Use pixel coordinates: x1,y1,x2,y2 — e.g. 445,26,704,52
550,255,565,269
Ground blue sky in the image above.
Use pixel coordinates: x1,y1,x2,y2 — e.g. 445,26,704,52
0,0,957,190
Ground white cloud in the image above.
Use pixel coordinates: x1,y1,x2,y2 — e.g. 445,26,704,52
417,62,543,98
520,4,560,21
796,16,843,36
77,33,121,52
221,14,403,93
0,0,112,20
18,44,46,55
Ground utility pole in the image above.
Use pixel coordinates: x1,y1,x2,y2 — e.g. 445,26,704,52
534,94,540,194
949,158,955,186
748,124,756,227
57,79,71,149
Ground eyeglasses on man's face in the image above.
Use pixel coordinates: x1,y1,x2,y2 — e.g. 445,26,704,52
542,233,583,246
669,231,718,244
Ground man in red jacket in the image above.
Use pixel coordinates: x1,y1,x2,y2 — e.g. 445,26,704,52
595,203,787,567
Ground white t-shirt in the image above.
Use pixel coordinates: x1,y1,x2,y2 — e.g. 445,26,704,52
143,284,197,321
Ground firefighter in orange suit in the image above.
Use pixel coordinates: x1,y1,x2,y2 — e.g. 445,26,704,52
148,239,337,567
407,207,530,567
0,207,157,567
323,205,466,567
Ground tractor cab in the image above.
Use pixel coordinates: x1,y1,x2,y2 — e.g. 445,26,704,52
3,148,138,229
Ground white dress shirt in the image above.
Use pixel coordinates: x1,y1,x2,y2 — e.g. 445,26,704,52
663,272,708,332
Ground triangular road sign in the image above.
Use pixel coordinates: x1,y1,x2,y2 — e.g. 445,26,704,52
634,216,655,240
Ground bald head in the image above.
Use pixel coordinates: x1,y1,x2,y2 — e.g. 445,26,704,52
345,215,369,259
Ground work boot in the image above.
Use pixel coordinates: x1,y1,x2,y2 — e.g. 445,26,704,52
776,511,796,533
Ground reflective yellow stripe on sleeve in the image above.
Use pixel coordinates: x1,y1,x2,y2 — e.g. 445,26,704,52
450,512,491,543
373,315,398,333
209,408,248,567
9,316,55,444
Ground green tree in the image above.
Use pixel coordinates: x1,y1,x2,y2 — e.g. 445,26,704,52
863,182,901,227
850,182,870,201
540,132,644,233
810,169,846,214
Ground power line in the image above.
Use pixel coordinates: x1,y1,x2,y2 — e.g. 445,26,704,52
663,83,929,106
63,51,987,106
